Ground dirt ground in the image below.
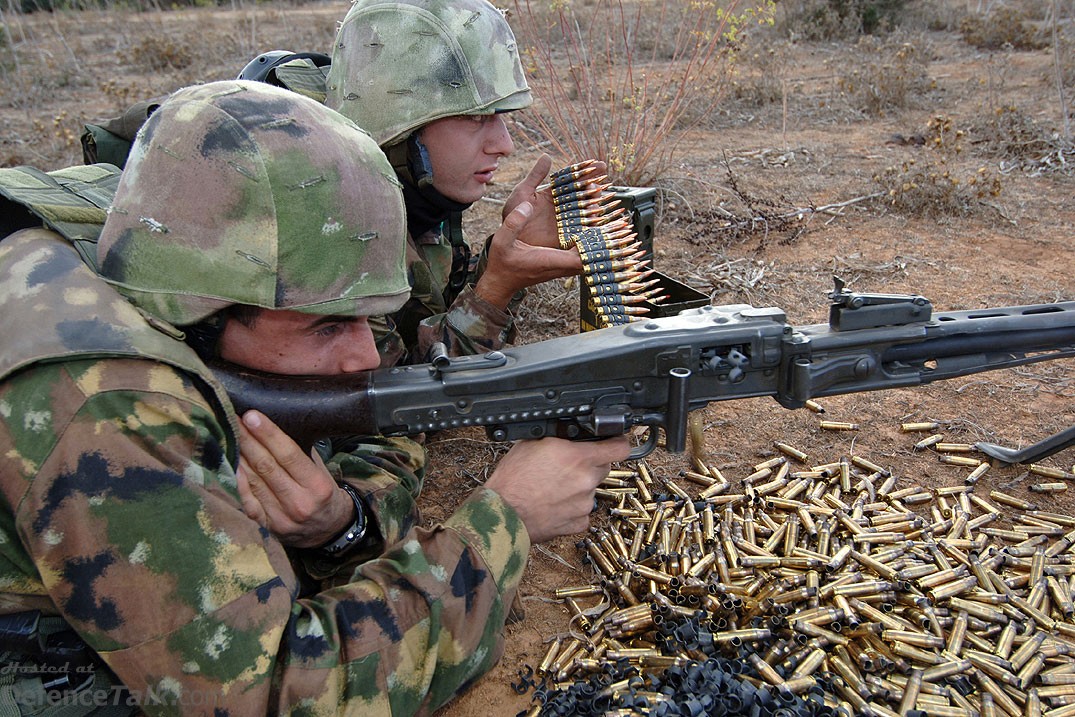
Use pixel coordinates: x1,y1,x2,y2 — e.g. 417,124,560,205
1,2,1074,715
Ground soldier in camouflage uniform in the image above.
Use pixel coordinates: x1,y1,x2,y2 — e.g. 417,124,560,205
324,0,585,365
80,0,587,367
0,80,628,715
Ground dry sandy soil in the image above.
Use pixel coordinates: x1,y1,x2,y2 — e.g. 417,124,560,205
1,2,1074,715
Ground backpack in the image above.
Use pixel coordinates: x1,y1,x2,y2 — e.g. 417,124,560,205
0,163,121,269
80,53,331,169
80,98,163,169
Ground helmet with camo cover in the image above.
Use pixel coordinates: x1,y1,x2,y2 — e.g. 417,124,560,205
98,80,409,327
325,0,532,147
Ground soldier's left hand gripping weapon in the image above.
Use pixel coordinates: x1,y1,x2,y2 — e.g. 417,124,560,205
214,280,1075,462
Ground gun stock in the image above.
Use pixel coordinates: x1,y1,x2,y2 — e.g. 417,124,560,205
215,282,1075,460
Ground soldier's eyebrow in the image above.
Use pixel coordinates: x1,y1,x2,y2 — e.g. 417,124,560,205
306,315,360,329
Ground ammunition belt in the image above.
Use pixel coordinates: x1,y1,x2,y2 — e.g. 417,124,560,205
551,161,666,327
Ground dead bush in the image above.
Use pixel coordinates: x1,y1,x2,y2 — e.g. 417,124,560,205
511,0,776,186
874,115,1003,217
776,0,909,40
959,7,1047,51
1056,30,1075,89
727,43,789,108
896,0,969,32
126,35,193,71
972,104,1061,162
5,109,83,166
836,33,932,117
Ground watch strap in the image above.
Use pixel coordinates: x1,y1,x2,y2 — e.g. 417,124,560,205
317,483,368,556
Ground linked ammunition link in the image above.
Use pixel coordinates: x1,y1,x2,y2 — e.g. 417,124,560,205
551,161,666,327
519,426,1075,717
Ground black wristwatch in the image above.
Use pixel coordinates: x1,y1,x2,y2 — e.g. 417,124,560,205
317,483,368,557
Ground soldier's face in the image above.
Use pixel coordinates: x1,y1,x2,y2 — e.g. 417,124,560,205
420,113,514,204
217,309,380,375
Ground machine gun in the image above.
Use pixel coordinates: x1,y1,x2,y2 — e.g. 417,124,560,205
215,280,1075,461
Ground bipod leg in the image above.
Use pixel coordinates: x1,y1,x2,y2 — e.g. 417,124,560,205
975,423,1075,464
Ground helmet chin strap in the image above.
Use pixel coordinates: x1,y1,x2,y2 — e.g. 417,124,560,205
386,133,473,304
386,136,472,239
408,135,435,189
384,136,433,189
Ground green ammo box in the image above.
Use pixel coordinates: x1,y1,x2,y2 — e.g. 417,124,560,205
579,185,709,332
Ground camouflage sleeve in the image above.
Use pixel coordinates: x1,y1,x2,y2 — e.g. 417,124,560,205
468,233,527,315
0,358,530,715
414,285,516,361
374,230,518,365
301,436,426,581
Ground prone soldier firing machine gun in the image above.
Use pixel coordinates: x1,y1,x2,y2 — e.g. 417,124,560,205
216,279,1075,462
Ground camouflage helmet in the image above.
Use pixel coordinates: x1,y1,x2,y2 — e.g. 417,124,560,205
98,80,409,326
325,0,532,147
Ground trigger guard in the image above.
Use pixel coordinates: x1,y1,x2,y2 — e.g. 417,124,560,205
627,425,661,460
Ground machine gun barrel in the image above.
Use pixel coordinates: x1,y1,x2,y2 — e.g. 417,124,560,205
789,301,1075,402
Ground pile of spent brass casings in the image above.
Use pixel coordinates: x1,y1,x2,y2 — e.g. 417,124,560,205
523,433,1075,717
551,161,666,327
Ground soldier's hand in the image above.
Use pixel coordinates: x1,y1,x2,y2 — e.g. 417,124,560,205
236,410,355,548
485,436,630,544
503,154,557,250
503,155,609,252
474,200,583,310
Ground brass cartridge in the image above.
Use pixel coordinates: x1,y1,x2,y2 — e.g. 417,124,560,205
820,421,860,431
748,653,786,687
775,442,810,463
1018,653,1048,690
929,575,979,602
1030,483,1068,494
1029,464,1074,480
966,462,992,485
990,491,1037,511
973,668,1024,717
902,422,941,432
883,629,946,649
915,433,946,450
936,443,977,453
940,455,984,468
948,596,1010,624
554,584,604,599
712,628,772,644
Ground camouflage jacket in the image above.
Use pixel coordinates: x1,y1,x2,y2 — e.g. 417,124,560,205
374,223,515,366
0,229,530,715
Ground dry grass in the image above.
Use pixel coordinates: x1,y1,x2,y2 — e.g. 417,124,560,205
510,0,776,186
0,1,338,168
